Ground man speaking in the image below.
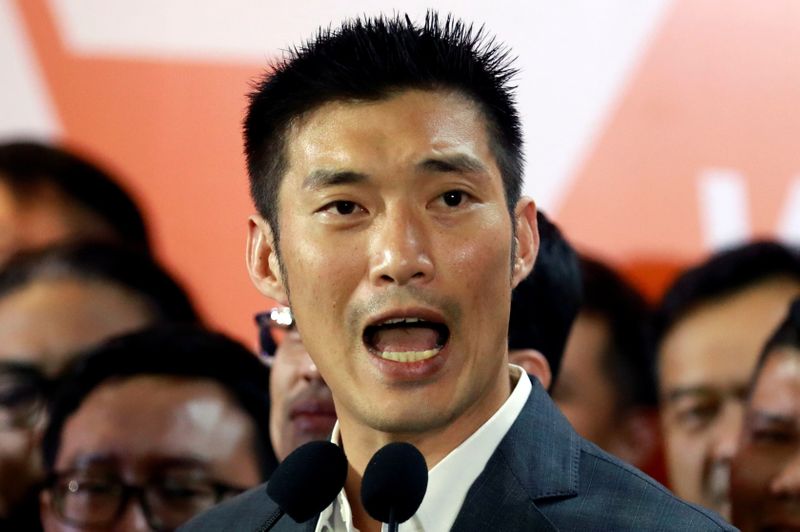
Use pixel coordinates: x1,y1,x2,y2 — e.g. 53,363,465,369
184,13,732,531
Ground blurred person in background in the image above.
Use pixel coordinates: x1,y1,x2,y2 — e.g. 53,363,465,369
655,241,800,519
507,211,583,390
0,242,198,530
730,297,800,531
255,306,337,462
552,257,659,470
0,141,150,266
39,325,274,532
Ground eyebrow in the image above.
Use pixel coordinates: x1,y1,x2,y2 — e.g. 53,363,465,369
301,154,489,191
69,453,118,470
664,384,749,404
417,154,488,175
302,169,368,191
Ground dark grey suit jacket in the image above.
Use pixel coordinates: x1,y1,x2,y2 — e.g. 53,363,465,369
181,379,736,531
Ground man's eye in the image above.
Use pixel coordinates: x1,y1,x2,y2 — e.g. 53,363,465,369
752,428,795,445
675,403,719,430
321,200,362,215
441,190,464,207
157,485,211,500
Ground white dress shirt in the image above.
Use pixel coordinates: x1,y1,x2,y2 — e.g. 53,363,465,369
315,364,532,532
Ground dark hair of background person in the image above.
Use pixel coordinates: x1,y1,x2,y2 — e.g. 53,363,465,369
0,242,199,324
0,141,150,251
749,297,800,392
244,12,523,246
654,241,800,354
41,324,278,480
580,257,658,409
507,211,582,387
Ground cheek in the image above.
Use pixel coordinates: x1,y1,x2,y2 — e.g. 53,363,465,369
286,232,362,309
665,429,704,464
446,226,511,294
269,361,296,405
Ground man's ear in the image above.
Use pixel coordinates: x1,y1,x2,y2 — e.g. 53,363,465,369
509,348,552,390
246,215,289,305
512,197,538,288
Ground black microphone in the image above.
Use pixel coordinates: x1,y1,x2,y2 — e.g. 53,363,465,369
361,442,428,532
260,441,348,531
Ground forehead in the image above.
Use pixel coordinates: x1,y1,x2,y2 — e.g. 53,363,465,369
659,277,800,391
750,348,800,415
0,278,153,375
280,89,500,187
56,375,254,470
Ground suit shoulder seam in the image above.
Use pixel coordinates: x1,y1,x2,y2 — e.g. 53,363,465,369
580,447,732,530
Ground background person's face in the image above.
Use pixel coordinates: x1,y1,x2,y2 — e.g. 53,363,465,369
731,348,800,531
0,278,154,375
40,376,261,532
268,329,336,461
553,314,624,453
659,277,800,518
0,278,154,518
263,89,533,450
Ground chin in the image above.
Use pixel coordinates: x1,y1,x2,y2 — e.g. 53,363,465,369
361,399,460,435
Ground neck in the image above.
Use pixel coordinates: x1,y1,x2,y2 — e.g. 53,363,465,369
340,365,514,531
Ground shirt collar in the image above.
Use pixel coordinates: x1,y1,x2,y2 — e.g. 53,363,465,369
316,365,532,532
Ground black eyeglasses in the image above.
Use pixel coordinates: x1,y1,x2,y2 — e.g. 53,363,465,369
0,362,51,431
254,307,295,358
45,470,246,531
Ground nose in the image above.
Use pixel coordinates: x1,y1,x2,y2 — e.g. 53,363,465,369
113,499,151,532
369,205,433,286
770,449,800,496
298,352,322,383
710,399,744,466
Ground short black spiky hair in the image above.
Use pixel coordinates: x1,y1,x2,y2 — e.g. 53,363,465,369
244,12,523,243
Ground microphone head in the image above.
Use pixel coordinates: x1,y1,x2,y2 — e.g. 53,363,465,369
361,442,428,524
266,441,348,522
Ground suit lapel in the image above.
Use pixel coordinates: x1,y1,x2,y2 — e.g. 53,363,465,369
450,447,558,531
450,378,581,531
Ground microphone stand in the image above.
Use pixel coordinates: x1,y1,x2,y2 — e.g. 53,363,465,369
387,507,398,532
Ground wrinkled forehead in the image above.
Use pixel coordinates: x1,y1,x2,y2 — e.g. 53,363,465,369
279,90,502,202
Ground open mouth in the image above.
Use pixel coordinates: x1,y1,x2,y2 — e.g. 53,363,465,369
363,317,450,363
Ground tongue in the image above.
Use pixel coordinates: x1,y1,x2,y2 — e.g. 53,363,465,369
373,326,439,352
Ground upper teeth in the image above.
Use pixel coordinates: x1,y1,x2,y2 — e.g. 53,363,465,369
381,317,424,325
